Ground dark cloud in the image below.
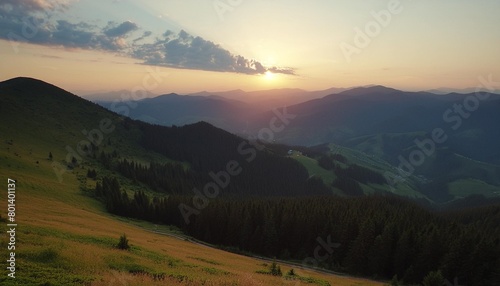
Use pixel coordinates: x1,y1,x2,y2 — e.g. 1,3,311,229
268,66,296,75
133,31,152,43
0,2,296,76
104,21,138,38
51,20,96,48
0,10,136,51
0,1,135,51
132,30,295,75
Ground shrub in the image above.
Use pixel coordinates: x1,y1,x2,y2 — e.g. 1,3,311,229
117,234,130,250
270,261,282,276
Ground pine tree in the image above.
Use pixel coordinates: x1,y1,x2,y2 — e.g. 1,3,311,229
389,274,400,286
269,260,282,276
117,234,130,250
422,270,444,286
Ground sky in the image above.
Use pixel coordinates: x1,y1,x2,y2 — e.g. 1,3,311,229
1,0,499,96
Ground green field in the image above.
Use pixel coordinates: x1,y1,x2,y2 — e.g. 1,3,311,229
290,151,336,185
448,178,500,198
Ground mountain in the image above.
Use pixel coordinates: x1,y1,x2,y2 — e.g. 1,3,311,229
424,87,500,94
95,92,262,133
93,87,352,134
246,86,500,202
82,89,157,101
190,87,349,109
254,86,500,157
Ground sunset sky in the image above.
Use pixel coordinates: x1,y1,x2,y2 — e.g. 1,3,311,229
1,0,499,96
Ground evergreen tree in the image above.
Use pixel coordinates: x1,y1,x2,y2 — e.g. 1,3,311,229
389,275,400,286
269,260,282,276
117,234,130,250
422,270,444,286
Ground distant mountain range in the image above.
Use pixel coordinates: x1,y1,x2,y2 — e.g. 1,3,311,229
252,86,500,202
94,92,261,132
84,87,351,109
424,87,500,95
188,87,350,109
259,86,500,162
90,86,374,133
94,86,500,164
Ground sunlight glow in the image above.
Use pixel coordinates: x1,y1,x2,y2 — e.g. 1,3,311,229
264,71,275,80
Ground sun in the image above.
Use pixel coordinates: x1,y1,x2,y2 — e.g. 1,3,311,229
264,71,275,80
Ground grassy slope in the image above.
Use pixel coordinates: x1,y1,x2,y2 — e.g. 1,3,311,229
291,143,425,199
448,179,500,198
290,152,335,184
347,133,500,201
0,78,384,285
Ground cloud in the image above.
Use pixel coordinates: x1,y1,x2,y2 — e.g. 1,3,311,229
0,1,296,76
0,0,70,42
0,1,137,51
0,17,136,51
268,66,296,75
0,0,70,13
104,21,138,38
51,20,96,48
132,30,295,75
51,20,134,50
133,31,152,43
